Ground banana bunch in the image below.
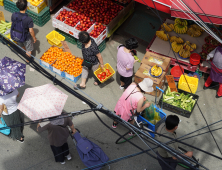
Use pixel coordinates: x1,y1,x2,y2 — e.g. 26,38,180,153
171,42,183,53
183,41,197,51
156,31,170,41
179,48,191,58
161,22,174,32
150,65,162,77
175,18,188,26
170,36,184,43
187,24,203,37
174,24,187,34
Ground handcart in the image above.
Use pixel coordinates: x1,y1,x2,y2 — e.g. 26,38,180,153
69,129,110,170
115,86,167,144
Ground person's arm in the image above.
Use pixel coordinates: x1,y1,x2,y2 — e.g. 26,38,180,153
172,151,193,160
69,124,77,134
29,28,37,43
136,97,150,113
0,104,3,116
37,123,48,133
96,53,104,69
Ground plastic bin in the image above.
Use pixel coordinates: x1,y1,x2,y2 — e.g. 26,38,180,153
94,63,115,83
46,30,65,47
178,75,198,94
0,1,4,6
170,65,184,81
159,89,199,118
190,53,201,65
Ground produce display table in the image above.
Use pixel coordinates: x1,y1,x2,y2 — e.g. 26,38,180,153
147,19,209,72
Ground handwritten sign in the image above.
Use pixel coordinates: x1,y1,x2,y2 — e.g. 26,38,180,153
0,11,5,22
166,75,177,92
61,41,72,54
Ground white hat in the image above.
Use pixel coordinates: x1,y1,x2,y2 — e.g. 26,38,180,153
138,78,154,93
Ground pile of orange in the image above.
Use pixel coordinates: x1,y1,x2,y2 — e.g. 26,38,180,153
41,46,83,77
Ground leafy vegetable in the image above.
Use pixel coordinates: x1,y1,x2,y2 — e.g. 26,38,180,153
163,86,197,112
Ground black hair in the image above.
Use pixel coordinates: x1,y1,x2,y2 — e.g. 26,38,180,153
165,115,180,130
16,0,28,11
136,83,145,94
78,31,90,44
125,38,138,50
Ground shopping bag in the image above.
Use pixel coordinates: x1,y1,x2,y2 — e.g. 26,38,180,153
0,117,10,135
142,100,155,121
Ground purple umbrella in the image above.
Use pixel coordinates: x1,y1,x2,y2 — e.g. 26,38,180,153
0,57,26,96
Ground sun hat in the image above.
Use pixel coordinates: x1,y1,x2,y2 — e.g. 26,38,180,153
138,78,154,93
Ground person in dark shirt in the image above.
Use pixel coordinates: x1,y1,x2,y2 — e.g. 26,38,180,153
12,0,37,57
74,31,105,89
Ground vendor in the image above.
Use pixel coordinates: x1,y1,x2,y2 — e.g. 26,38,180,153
203,46,222,98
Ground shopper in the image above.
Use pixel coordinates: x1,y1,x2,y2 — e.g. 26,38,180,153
203,46,222,98
75,31,105,89
112,78,154,135
0,90,24,143
11,0,37,57
117,38,139,90
156,115,193,170
37,113,76,164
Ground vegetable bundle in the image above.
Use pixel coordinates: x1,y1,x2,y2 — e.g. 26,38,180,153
163,86,197,112
0,20,12,34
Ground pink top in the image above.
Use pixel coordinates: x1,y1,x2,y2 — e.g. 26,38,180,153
117,46,134,77
114,83,144,121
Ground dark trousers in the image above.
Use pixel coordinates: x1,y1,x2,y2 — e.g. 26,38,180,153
157,152,178,170
50,142,69,162
120,75,133,89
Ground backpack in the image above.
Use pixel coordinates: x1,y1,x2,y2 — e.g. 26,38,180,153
10,12,28,43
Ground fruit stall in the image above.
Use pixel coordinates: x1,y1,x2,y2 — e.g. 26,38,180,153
52,0,135,46
147,18,219,74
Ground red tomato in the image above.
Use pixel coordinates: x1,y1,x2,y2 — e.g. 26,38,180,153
100,78,105,81
97,74,102,79
101,72,106,77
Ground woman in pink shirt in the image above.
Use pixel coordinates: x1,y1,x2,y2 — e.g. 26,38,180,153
113,78,154,135
117,38,139,90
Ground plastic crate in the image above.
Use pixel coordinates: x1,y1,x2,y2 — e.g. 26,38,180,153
0,1,4,6
88,23,107,45
46,30,65,47
94,63,115,83
4,0,50,27
137,110,166,138
159,89,199,118
55,29,77,45
178,75,198,94
65,73,81,83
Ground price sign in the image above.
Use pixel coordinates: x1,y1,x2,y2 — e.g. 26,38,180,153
0,11,5,22
65,73,74,81
166,75,177,92
53,67,61,75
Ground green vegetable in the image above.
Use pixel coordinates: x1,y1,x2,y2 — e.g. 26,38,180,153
134,55,141,62
163,86,196,112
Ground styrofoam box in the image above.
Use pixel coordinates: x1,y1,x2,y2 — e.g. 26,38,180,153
87,23,107,45
65,72,81,83
52,7,65,30
40,59,52,71
52,67,65,77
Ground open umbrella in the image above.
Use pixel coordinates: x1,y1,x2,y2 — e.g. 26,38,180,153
0,56,26,96
17,84,68,120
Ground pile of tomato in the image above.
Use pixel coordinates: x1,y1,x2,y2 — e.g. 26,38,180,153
97,69,112,82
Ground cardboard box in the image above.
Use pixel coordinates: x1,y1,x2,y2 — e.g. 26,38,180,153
28,1,47,14
134,63,166,97
141,51,171,73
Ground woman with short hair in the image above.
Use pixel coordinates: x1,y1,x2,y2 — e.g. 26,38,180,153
117,38,139,90
75,31,105,89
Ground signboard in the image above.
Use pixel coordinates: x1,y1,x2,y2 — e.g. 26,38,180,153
166,75,177,92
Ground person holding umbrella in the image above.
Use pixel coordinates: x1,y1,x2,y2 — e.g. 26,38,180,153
0,56,26,143
37,113,76,165
75,31,105,89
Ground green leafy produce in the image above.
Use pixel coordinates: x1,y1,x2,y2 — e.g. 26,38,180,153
163,86,197,112
0,20,12,34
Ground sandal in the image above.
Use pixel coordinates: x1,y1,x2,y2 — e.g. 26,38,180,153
74,84,86,90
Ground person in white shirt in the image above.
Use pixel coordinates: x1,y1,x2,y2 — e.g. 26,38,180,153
0,89,24,143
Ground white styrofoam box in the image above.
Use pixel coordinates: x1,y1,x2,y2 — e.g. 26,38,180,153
73,22,95,39
88,23,107,45
62,6,77,35
52,7,65,30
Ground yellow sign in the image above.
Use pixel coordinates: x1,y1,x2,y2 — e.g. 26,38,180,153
0,11,5,22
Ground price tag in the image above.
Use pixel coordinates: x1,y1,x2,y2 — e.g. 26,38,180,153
53,67,61,75
41,60,49,67
65,73,74,80
166,75,178,92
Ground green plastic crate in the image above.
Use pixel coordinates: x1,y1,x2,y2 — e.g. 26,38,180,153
77,40,106,53
4,0,50,27
55,29,77,45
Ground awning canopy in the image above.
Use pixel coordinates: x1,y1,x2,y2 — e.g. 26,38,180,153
171,0,222,25
135,0,172,14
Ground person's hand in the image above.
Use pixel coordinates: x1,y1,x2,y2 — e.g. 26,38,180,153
72,128,77,135
134,59,139,63
101,64,104,69
185,151,193,158
33,37,37,43
144,102,150,108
